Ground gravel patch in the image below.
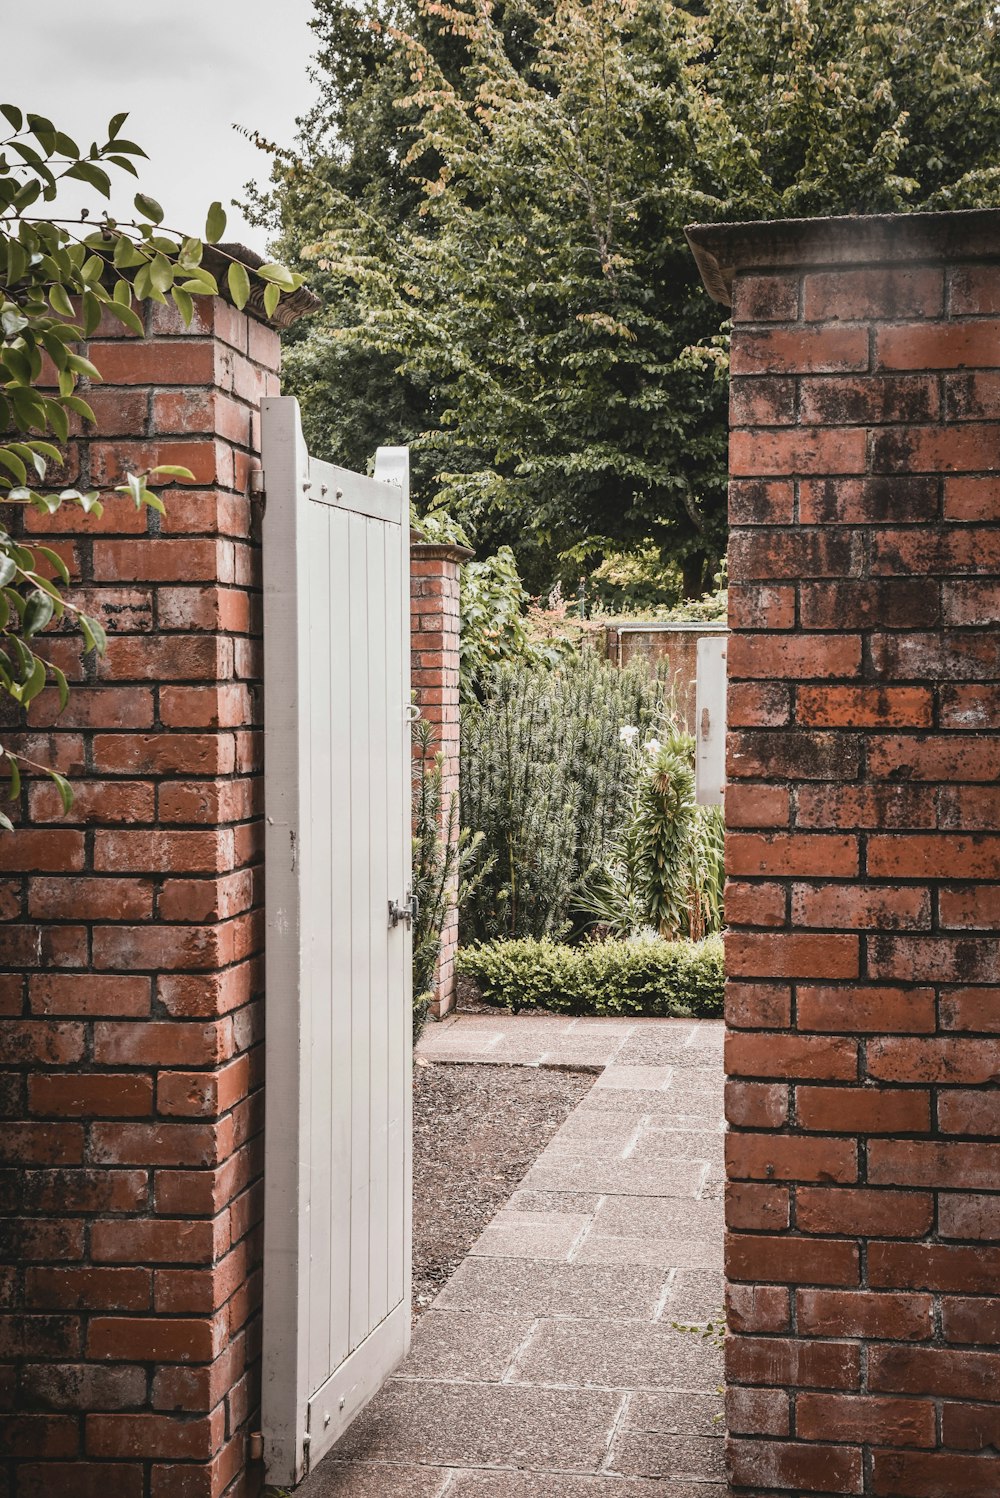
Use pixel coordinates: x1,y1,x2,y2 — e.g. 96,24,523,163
411,1059,594,1315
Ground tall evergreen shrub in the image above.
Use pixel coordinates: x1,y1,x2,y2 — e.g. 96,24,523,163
460,653,665,940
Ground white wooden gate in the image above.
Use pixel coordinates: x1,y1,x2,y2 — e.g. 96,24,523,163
260,397,413,1486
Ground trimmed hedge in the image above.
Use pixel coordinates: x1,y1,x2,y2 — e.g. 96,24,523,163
457,934,724,1018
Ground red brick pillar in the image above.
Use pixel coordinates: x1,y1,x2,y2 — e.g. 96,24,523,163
0,281,303,1498
687,209,1000,1496
410,541,470,1019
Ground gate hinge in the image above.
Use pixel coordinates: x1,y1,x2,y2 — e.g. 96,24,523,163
249,468,266,500
388,891,419,929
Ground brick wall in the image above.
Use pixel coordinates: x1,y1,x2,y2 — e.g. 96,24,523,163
0,292,282,1498
687,209,1000,1496
410,541,470,1019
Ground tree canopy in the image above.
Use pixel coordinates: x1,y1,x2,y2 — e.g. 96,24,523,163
254,0,1000,594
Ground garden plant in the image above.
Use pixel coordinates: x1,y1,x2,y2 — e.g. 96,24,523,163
0,103,303,823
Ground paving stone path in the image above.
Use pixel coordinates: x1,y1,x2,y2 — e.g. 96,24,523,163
298,1015,727,1497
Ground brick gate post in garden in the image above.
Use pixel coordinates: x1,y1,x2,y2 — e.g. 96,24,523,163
410,539,471,1018
1,265,312,1498
687,210,1000,1497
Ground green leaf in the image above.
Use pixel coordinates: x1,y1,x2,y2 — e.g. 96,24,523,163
149,253,174,294
258,262,296,289
23,589,55,637
1,104,24,132
119,472,145,510
205,201,227,243
0,448,27,484
35,545,70,584
227,260,251,311
48,283,76,318
107,110,129,140
104,300,144,336
49,667,70,715
264,282,281,319
149,464,195,481
44,401,69,444
80,612,107,656
5,754,20,802
134,191,164,224
49,768,73,810
171,286,194,327
0,555,15,588
64,396,96,426
179,272,219,297
65,353,103,381
105,154,140,177
65,160,112,197
113,234,148,269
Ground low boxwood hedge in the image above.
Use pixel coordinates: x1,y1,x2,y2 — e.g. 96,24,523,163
456,934,724,1018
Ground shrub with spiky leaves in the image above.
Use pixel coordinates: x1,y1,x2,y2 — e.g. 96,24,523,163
460,653,667,940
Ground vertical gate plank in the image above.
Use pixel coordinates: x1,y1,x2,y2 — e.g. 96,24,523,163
383,516,408,1312
306,508,334,1393
348,514,372,1353
366,519,391,1329
326,510,353,1372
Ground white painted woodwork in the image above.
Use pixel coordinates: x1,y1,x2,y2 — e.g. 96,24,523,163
695,634,728,806
261,397,412,1486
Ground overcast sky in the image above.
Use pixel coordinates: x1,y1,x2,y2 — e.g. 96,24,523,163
11,0,318,252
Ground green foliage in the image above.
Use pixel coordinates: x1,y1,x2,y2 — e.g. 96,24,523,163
255,0,1000,593
411,716,489,1035
578,726,726,940
0,105,303,824
457,933,724,1018
459,653,666,941
460,546,559,700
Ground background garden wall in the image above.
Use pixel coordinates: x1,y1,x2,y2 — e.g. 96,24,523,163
688,209,1000,1497
410,541,469,1019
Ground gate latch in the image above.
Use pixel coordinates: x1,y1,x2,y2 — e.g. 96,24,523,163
388,891,419,929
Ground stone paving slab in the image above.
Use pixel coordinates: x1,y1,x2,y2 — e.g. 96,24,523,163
575,1234,723,1269
609,1431,726,1482
592,1196,724,1237
332,1381,624,1470
303,1015,726,1495
513,1318,724,1392
396,1310,533,1382
447,1473,728,1497
297,1463,451,1496
521,1153,708,1197
471,1209,592,1260
435,1258,669,1321
662,1269,726,1323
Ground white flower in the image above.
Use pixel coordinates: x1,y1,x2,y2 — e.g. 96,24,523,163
644,738,661,755
619,725,639,745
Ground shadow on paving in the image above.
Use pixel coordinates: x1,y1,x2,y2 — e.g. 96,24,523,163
296,1016,727,1498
